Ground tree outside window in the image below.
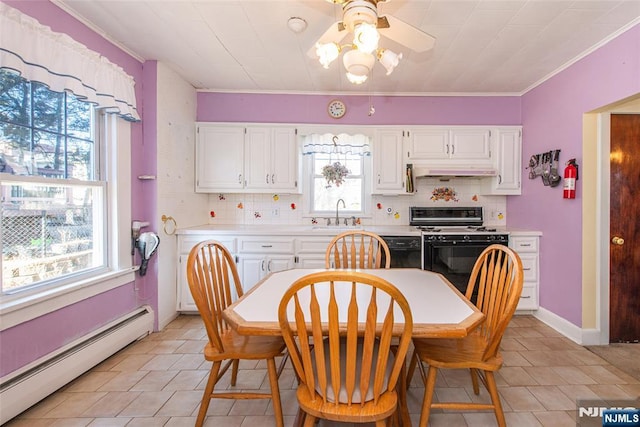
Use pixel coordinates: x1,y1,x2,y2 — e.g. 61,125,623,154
0,69,103,294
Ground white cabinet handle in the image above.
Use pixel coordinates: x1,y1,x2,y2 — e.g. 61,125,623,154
261,245,273,248
520,296,531,299
238,174,242,184
267,260,273,271
261,260,265,271
266,174,269,184
271,174,275,184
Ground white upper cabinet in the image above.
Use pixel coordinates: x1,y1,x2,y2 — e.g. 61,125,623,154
196,124,244,192
195,123,299,193
245,127,298,192
406,127,492,164
482,127,522,195
372,129,405,194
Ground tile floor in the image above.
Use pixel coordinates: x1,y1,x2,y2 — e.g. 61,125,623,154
6,315,640,427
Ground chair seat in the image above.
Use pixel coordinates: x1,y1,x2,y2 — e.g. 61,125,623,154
204,330,286,361
296,385,398,423
413,331,503,371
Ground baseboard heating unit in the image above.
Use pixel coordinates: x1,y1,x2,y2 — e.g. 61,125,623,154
0,305,154,424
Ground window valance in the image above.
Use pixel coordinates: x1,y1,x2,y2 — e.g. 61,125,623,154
302,133,371,156
0,3,140,121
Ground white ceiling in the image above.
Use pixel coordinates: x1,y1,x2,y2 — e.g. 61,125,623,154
55,0,640,95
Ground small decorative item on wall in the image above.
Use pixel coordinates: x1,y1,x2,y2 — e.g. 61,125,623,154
290,203,296,210
431,187,458,202
377,203,383,209
209,210,216,218
322,162,350,187
472,195,478,201
237,202,243,209
272,194,279,201
218,194,226,200
311,217,318,225
254,211,261,218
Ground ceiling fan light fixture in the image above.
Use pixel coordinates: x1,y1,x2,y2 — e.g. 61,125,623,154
316,42,341,68
343,49,374,84
353,22,379,53
346,72,369,84
378,48,403,75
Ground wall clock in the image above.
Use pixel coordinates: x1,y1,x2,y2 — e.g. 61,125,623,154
327,99,346,119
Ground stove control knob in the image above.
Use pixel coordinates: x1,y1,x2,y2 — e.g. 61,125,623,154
463,235,470,241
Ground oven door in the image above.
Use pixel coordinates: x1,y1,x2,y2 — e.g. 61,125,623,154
423,239,506,294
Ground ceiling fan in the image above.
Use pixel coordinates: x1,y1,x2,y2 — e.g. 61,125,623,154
309,0,436,84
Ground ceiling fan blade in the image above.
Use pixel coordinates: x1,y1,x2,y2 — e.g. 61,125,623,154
306,22,349,59
378,14,435,53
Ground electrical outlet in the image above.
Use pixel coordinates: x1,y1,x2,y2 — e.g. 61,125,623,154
271,208,279,217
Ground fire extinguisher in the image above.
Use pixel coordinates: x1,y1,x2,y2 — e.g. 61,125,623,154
563,159,579,199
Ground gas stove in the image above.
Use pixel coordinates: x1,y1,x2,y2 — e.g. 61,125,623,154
410,206,508,242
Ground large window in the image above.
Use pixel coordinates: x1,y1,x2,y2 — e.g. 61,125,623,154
0,69,105,294
308,152,368,215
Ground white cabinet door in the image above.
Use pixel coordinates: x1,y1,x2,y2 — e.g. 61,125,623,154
238,254,295,291
482,128,522,195
177,254,198,312
406,128,450,160
238,255,266,293
406,127,491,164
450,128,492,162
373,129,405,194
267,255,295,275
244,127,271,189
245,127,298,192
271,127,298,191
196,124,244,192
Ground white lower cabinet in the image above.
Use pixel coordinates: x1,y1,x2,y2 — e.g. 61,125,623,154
509,234,540,311
295,236,333,269
177,234,237,312
237,254,295,292
237,237,295,291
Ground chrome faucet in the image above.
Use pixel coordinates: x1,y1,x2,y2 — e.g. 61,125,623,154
336,199,345,226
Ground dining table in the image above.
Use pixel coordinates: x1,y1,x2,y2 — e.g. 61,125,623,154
222,267,483,427
223,267,484,338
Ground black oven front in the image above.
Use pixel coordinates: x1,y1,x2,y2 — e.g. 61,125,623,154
423,234,508,295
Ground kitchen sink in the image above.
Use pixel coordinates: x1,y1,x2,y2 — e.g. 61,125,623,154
311,225,364,231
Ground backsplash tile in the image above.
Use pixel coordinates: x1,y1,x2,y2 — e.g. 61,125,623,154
207,177,506,227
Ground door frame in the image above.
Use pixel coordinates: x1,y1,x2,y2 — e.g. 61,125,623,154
593,101,640,344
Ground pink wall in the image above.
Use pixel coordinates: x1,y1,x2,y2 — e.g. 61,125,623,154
512,24,640,326
0,1,158,377
197,93,521,125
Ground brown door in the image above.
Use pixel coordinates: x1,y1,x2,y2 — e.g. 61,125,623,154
609,114,640,343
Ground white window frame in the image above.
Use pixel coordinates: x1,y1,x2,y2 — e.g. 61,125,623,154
0,112,134,330
302,152,372,218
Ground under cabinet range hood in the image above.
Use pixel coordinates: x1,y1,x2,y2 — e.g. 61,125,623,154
412,166,498,178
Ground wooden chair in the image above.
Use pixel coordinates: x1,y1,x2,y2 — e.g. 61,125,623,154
187,240,286,427
407,244,524,427
278,270,413,426
325,230,391,269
